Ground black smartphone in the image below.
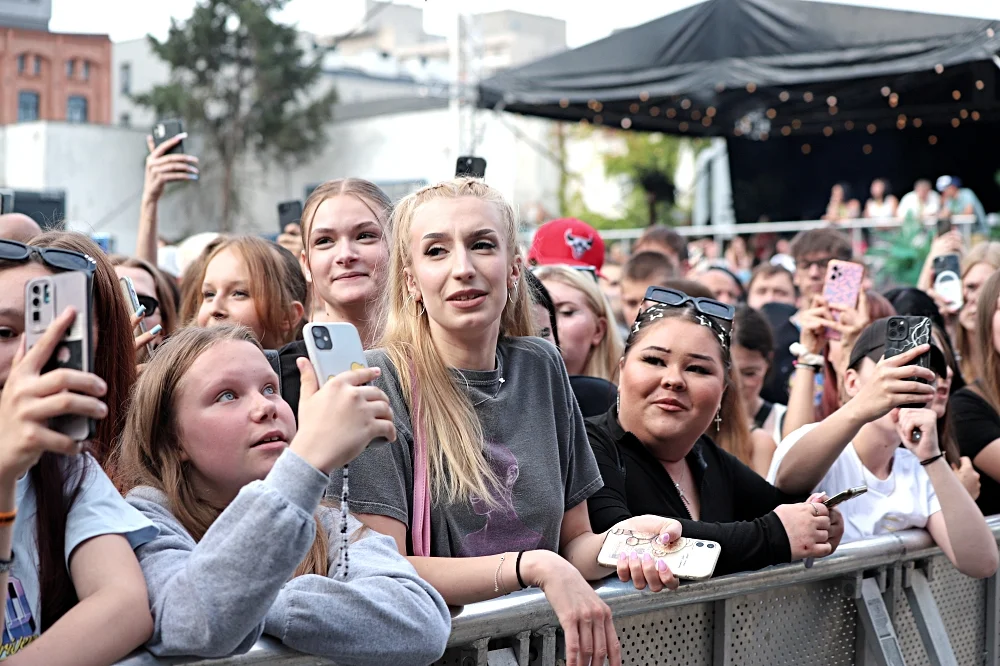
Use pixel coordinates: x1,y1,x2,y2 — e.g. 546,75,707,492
152,119,185,156
277,200,303,232
936,217,953,236
456,156,487,179
824,486,867,508
0,189,14,214
884,315,932,410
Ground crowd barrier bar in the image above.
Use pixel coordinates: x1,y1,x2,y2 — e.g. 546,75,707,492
117,515,1000,666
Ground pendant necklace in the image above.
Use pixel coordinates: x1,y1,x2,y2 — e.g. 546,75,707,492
471,353,505,408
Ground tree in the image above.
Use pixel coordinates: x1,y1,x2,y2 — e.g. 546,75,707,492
133,0,337,232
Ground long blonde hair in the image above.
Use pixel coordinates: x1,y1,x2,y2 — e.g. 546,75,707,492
114,325,328,577
533,264,624,383
380,178,534,505
957,242,1000,382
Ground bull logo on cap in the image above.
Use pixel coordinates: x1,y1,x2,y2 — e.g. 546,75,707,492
564,230,594,260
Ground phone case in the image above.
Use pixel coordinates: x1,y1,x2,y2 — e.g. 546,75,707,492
278,201,303,231
822,260,865,340
24,272,94,441
152,119,184,155
932,255,964,311
119,277,152,363
823,486,868,509
884,316,932,409
597,530,721,581
303,323,387,447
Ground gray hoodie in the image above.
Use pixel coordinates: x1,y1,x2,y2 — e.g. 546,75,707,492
126,449,451,665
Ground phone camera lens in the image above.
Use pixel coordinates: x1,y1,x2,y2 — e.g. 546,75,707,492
32,311,39,322
311,328,323,339
31,285,39,294
696,541,704,547
707,543,715,548
31,298,39,307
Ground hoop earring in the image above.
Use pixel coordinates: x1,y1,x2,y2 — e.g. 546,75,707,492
508,280,519,304
405,294,425,317
715,409,722,432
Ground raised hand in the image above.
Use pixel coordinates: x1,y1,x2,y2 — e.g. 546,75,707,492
143,134,199,204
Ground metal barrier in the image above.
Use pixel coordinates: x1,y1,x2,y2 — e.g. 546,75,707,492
117,516,1000,666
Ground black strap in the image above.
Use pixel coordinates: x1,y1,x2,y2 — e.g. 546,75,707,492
264,349,282,393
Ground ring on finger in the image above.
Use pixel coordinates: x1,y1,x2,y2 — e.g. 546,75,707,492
811,503,820,517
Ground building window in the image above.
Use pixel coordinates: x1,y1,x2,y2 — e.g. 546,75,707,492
18,92,39,122
33,55,41,75
81,61,90,81
66,59,75,78
16,54,25,74
119,63,131,95
119,112,130,127
67,96,88,123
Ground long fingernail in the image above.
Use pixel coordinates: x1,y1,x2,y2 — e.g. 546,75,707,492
149,324,163,336
135,304,146,317
656,559,668,572
618,551,628,562
629,550,639,561
642,552,653,563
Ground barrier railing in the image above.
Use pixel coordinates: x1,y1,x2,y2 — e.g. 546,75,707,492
116,515,1000,666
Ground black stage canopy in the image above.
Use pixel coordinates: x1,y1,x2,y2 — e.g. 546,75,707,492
479,0,1000,138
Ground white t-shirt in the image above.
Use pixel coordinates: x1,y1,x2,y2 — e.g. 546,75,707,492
897,190,941,220
767,424,941,544
1,455,157,659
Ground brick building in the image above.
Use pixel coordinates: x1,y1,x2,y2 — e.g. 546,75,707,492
0,1,110,125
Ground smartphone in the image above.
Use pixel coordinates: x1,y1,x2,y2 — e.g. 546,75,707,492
456,156,487,179
24,271,94,441
302,322,387,447
597,529,721,581
821,259,865,340
277,200,303,232
0,189,14,215
823,486,868,509
152,119,186,156
884,315,933,409
936,217,953,236
119,276,153,363
932,254,963,311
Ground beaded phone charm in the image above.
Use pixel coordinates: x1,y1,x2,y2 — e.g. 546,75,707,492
337,465,350,580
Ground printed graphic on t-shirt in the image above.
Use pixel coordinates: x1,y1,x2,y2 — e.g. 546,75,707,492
1,577,38,658
460,441,543,556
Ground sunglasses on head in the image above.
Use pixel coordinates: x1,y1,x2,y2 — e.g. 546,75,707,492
643,286,735,331
136,294,159,316
0,239,97,274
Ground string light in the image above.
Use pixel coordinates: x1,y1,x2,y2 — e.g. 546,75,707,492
792,119,802,129
715,82,726,92
867,123,877,134
666,108,677,118
977,80,986,90
863,144,873,155
639,91,650,102
781,126,792,136
691,109,703,120
803,92,814,102
896,114,907,129
559,98,569,108
630,103,640,114
951,118,960,128
823,126,833,137
746,82,757,93
650,106,661,117
972,111,981,121
621,118,632,129
827,96,837,106
680,99,691,109
702,117,712,127
844,120,855,130
881,86,891,97
779,91,790,102
594,114,603,124
929,135,938,145
802,143,812,154
678,121,689,131
706,106,717,117
960,109,969,119
579,118,589,125
829,106,838,115
734,127,743,136
766,108,777,119
952,90,962,101
888,93,899,108
989,28,996,38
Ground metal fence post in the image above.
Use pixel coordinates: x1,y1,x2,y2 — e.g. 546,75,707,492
711,598,734,666
855,576,906,666
903,565,958,666
987,573,1000,666
535,627,557,666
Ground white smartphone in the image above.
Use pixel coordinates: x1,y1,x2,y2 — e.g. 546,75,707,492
119,276,153,362
302,322,387,447
597,529,721,581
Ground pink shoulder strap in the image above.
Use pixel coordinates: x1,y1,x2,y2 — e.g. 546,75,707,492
409,366,432,557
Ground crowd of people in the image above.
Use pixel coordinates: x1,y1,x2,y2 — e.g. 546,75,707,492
0,128,993,666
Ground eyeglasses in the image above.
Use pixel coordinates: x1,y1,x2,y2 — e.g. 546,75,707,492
643,286,735,331
137,294,159,316
798,256,834,271
0,239,96,274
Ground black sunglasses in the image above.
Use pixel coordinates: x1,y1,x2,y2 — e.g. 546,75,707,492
136,294,159,316
643,286,735,330
0,239,96,274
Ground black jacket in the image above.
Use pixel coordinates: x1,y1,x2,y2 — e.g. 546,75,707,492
275,340,308,421
585,407,803,576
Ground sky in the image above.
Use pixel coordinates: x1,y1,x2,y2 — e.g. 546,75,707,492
49,0,1000,48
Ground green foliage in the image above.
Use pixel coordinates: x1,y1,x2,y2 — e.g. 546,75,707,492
866,214,931,288
133,0,337,230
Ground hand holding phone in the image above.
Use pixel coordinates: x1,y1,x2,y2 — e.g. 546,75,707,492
0,307,107,478
823,486,867,508
277,200,303,233
120,277,157,363
598,528,719,581
146,120,199,201
821,260,865,340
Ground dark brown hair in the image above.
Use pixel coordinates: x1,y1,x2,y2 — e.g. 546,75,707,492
789,228,852,264
635,225,689,263
623,250,676,283
747,263,795,292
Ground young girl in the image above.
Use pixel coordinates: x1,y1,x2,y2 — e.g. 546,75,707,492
299,179,391,348
732,305,786,447
534,264,622,382
110,254,179,338
187,236,305,349
115,325,450,663
0,237,156,664
334,178,683,666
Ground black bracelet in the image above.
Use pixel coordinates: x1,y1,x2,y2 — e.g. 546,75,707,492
515,551,527,589
920,452,946,466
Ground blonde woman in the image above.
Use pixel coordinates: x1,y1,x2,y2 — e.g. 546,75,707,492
334,178,684,666
955,242,1000,383
534,265,623,383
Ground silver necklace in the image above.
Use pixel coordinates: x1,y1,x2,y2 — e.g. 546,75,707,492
471,353,505,407
666,461,692,511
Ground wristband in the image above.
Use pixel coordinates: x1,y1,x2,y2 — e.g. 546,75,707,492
790,342,825,368
793,360,823,372
515,551,527,589
919,452,945,466
0,509,16,527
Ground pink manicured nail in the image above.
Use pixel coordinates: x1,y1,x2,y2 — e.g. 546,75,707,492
618,551,628,561
656,559,668,572
629,550,639,561
642,552,653,563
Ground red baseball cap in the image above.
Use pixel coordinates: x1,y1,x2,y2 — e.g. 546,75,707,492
528,218,605,272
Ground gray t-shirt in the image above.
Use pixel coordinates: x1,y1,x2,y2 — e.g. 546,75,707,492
331,336,602,558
